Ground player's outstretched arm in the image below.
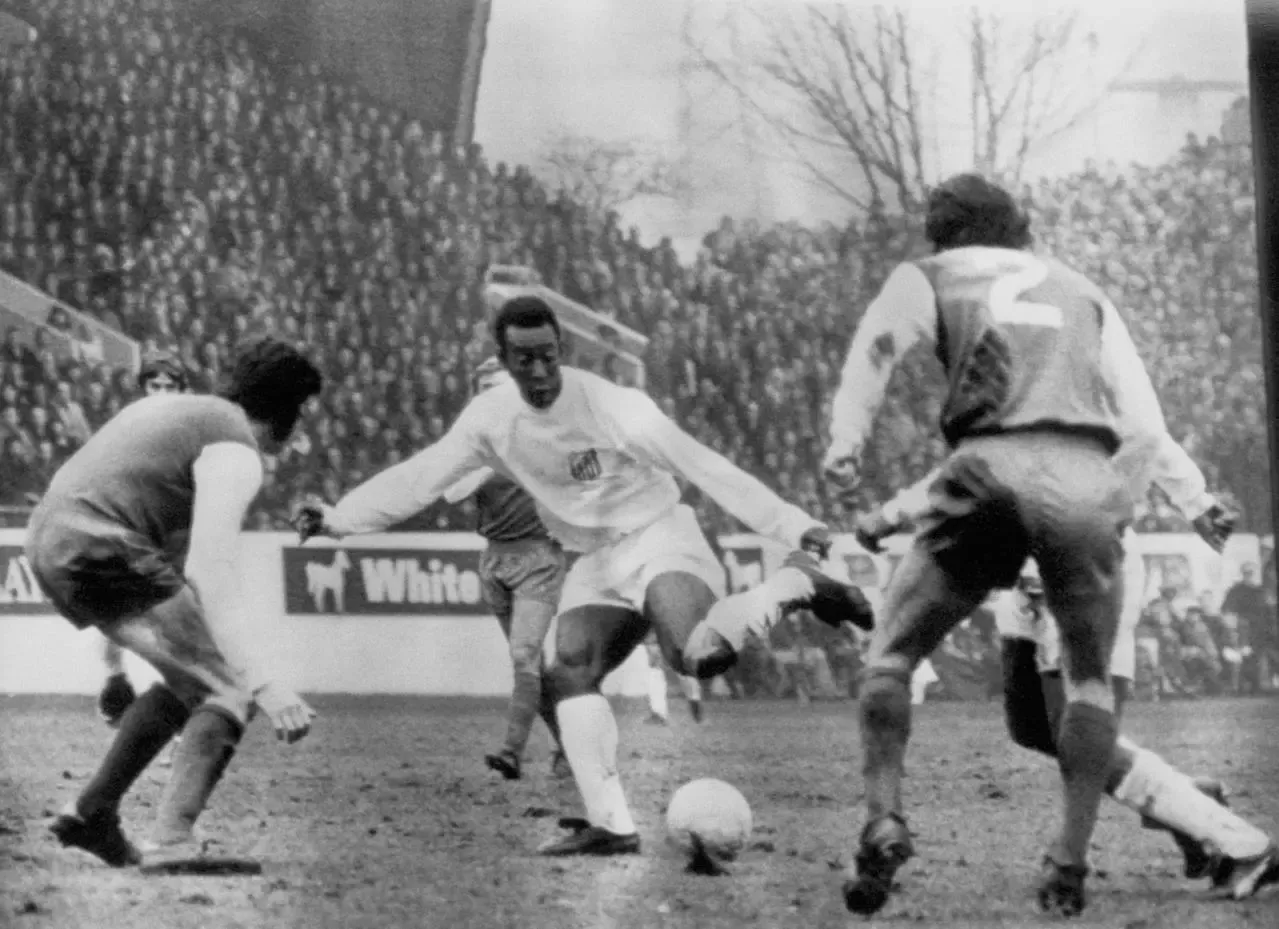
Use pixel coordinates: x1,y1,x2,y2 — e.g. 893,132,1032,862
187,443,314,743
315,410,491,538
442,466,494,505
613,388,823,551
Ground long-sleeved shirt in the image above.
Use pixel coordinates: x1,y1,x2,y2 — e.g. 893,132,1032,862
331,366,822,553
861,259,1212,525
824,250,1152,473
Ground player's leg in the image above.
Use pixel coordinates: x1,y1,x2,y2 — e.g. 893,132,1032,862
482,544,566,779
98,635,136,727
680,673,703,722
1032,500,1126,914
94,588,256,863
539,596,650,856
643,637,670,723
843,453,1022,915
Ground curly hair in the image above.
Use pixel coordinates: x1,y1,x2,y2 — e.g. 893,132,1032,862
220,335,323,443
924,173,1032,252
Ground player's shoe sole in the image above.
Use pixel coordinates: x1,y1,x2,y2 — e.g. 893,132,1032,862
485,750,522,781
1211,841,1279,900
49,806,141,867
537,818,640,857
842,813,913,915
1036,857,1088,917
137,838,262,876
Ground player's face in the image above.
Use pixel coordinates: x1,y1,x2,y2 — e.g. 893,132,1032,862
502,324,562,409
143,372,181,395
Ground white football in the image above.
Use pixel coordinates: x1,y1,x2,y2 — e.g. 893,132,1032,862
665,778,753,860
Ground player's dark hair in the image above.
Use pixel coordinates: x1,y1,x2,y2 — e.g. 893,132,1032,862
924,173,1032,252
493,296,560,356
136,349,187,391
221,336,324,443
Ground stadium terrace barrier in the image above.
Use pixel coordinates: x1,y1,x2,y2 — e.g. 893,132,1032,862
484,265,650,388
0,268,139,371
0,529,1258,695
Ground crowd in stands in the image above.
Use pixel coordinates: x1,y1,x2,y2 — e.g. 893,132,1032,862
0,0,1273,550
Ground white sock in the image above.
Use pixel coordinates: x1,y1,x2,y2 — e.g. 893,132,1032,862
556,694,637,836
648,666,669,719
679,675,701,703
1112,748,1270,858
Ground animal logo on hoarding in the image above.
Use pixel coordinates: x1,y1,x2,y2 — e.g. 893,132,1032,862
305,549,351,614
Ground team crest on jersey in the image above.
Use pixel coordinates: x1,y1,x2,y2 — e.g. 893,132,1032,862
568,448,602,481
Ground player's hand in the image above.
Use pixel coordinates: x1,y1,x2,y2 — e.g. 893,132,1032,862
1191,501,1236,554
799,525,832,560
254,683,316,744
292,495,338,543
853,507,901,554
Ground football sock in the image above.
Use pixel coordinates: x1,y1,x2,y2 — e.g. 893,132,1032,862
679,675,701,705
150,706,244,844
77,684,190,820
1112,747,1270,859
648,664,669,719
1052,701,1118,869
1002,640,1058,755
556,694,636,836
504,664,543,757
858,668,913,821
536,674,561,746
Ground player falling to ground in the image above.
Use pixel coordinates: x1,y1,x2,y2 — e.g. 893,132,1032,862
810,173,1176,916
859,429,1279,901
98,351,189,750
29,336,323,871
294,296,872,857
441,356,572,782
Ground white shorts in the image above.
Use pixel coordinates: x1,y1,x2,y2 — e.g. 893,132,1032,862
997,529,1144,680
555,504,727,616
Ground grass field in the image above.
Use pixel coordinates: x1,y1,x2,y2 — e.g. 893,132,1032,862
1,694,1277,929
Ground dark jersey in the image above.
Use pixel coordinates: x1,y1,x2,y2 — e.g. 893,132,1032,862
913,247,1120,452
473,473,551,543
29,394,259,570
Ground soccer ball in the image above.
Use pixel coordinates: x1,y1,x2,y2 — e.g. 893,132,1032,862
665,778,752,860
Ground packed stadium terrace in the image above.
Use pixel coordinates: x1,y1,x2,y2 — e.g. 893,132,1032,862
0,0,1271,540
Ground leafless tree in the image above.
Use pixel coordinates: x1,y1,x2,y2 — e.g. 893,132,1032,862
535,133,690,217
687,3,1137,217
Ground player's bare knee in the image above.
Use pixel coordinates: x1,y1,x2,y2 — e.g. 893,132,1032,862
544,644,601,701
859,665,913,733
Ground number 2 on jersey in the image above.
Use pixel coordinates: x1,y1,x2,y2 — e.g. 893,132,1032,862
987,257,1063,328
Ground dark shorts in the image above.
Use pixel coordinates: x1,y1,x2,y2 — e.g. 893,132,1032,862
25,512,183,630
915,431,1130,594
479,538,568,620
867,431,1129,674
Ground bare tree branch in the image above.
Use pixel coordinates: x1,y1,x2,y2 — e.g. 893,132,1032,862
534,133,690,216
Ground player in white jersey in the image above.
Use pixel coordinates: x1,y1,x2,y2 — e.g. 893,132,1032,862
294,297,873,857
860,428,1278,900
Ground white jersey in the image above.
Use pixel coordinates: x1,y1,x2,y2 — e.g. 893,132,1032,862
330,366,821,554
